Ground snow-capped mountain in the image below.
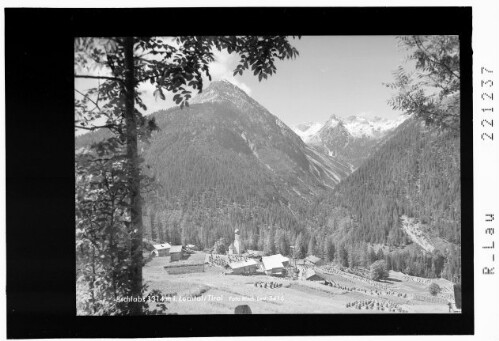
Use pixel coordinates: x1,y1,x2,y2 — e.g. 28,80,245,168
294,122,326,143
293,115,406,142
343,115,407,139
293,114,407,170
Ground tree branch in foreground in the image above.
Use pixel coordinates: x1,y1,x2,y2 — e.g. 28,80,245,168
75,74,125,84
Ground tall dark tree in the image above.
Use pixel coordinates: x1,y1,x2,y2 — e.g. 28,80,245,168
275,229,290,256
307,233,316,256
156,216,164,243
324,237,335,262
264,225,276,255
370,260,389,281
336,243,349,268
149,211,157,242
348,245,358,268
367,246,377,265
376,248,385,261
293,232,306,259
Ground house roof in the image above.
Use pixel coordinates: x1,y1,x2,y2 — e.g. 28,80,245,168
169,245,183,253
229,259,258,269
275,254,290,263
262,255,286,270
247,250,264,256
305,268,321,280
305,255,322,264
153,243,171,250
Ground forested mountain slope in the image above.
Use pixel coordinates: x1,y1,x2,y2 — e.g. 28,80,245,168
76,81,353,251
306,118,461,281
75,82,461,281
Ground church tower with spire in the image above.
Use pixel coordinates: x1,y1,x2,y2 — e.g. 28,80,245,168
233,228,243,255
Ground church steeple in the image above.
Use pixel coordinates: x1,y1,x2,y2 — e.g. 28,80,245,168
233,228,243,254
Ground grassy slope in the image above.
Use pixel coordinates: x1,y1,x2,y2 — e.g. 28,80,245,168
143,252,453,314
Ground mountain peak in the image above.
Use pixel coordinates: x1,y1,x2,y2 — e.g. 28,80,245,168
191,79,250,107
294,114,408,142
343,115,407,138
208,79,246,93
325,114,342,128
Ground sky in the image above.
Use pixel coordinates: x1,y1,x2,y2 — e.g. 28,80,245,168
235,36,412,125
75,36,414,131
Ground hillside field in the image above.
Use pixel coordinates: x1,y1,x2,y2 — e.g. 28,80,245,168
143,252,456,314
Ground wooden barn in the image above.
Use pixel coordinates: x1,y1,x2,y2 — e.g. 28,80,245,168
152,243,171,257
276,254,290,267
229,259,259,275
305,255,324,267
247,250,265,258
304,268,323,281
169,245,183,262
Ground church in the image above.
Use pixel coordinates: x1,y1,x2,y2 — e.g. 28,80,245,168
228,229,244,255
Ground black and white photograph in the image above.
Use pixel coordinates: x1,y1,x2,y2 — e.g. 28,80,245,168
7,5,489,338
74,35,462,315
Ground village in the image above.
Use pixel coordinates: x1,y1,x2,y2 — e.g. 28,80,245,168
142,229,460,314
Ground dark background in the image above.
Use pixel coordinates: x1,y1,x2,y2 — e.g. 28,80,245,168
5,7,473,338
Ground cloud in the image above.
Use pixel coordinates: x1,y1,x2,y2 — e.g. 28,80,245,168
114,47,254,115
138,81,175,114
208,50,252,95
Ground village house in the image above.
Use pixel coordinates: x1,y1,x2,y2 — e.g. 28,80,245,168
229,259,259,275
152,243,171,257
303,268,323,281
169,245,183,262
305,255,324,267
186,244,198,250
262,254,288,276
246,250,265,258
276,254,290,267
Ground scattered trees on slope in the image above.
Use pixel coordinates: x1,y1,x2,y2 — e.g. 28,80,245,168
428,282,442,296
370,260,389,281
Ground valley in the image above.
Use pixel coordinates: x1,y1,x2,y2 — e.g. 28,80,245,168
77,80,462,314
73,35,463,319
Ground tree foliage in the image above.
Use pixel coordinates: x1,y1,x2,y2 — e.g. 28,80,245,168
386,35,460,133
75,146,166,315
428,282,441,296
213,238,228,254
275,229,290,256
324,237,335,262
293,233,306,259
370,260,389,281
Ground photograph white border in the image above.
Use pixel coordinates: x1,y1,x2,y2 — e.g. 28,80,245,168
1,1,498,340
